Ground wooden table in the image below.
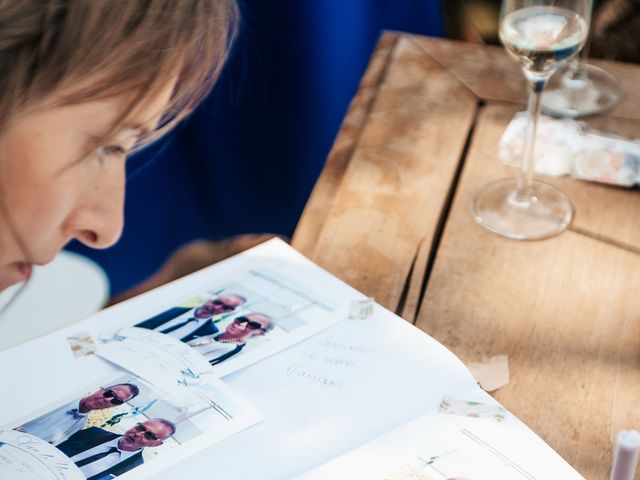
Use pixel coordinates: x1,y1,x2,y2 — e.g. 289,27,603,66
292,33,640,480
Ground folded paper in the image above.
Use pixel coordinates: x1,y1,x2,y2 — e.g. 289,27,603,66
467,355,510,393
500,113,640,187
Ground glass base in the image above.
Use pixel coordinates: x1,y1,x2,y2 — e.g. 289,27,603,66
472,178,573,240
542,64,622,118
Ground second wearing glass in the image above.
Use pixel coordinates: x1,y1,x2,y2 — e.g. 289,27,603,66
472,0,592,240
211,298,237,312
103,389,127,406
134,423,160,442
233,316,267,332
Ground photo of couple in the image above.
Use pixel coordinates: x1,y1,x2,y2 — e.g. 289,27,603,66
17,377,175,479
13,372,259,480
135,290,274,366
133,269,335,369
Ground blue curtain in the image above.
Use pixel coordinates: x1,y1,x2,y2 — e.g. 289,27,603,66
69,0,443,295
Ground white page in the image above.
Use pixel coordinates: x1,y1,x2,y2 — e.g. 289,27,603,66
96,327,218,388
0,430,85,480
155,305,478,479
301,389,584,480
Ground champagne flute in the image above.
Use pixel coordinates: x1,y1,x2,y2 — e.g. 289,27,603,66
542,5,622,118
472,0,591,240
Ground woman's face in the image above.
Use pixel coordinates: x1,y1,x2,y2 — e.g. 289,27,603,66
0,82,174,291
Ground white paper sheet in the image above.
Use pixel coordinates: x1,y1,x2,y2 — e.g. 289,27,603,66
97,327,217,388
301,397,584,480
0,430,84,480
155,305,479,479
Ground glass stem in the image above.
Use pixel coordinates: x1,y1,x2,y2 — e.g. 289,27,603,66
567,2,594,82
567,57,587,82
568,32,591,81
514,79,546,204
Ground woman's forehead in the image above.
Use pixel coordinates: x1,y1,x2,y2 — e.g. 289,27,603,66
47,73,177,133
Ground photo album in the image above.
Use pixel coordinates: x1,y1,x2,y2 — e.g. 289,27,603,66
1,239,585,479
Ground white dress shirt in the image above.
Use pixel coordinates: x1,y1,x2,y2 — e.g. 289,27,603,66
71,437,141,479
186,335,242,363
20,399,88,445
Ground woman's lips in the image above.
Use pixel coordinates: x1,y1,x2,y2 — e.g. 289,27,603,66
12,261,32,278
0,262,32,291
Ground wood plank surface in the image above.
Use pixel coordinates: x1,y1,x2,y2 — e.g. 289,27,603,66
411,35,527,104
455,101,640,249
296,34,478,315
409,34,640,249
293,32,399,258
411,36,640,121
416,103,640,479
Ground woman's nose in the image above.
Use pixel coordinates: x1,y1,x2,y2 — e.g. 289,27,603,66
65,163,125,249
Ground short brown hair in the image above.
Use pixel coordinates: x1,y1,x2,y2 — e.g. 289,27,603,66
0,0,238,148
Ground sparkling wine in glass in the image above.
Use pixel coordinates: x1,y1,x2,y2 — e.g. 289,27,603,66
472,0,590,240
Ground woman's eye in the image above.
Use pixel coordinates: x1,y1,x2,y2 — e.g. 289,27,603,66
95,145,127,162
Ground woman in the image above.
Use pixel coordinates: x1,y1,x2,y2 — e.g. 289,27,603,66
0,0,238,293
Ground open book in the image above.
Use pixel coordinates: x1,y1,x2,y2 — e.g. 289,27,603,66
0,239,583,479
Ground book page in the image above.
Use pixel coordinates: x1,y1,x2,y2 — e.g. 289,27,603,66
0,430,85,480
2,239,565,480
0,240,361,479
154,305,478,479
301,389,584,480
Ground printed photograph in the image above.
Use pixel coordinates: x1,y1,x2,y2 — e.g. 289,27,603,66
131,268,339,373
11,373,260,480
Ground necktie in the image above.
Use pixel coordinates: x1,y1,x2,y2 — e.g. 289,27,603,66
75,446,119,467
67,408,83,420
160,317,197,334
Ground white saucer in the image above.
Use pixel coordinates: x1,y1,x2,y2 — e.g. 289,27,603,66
0,250,109,351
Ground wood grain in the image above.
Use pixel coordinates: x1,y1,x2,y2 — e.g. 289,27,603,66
440,101,640,252
297,34,478,314
416,104,640,479
411,36,640,121
292,32,399,258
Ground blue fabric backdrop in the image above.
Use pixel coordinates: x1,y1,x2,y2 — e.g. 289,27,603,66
69,0,443,295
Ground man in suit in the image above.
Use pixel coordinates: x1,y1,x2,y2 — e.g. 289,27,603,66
135,293,246,342
57,418,175,480
187,312,274,365
18,383,139,445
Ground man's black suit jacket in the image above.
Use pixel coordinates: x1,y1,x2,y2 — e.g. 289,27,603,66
135,307,219,342
135,306,191,330
57,427,143,480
